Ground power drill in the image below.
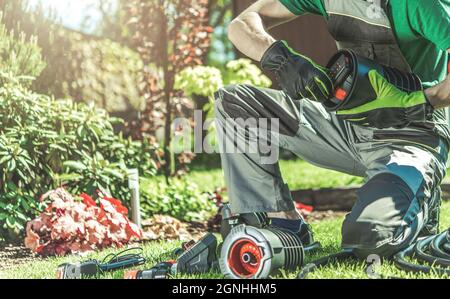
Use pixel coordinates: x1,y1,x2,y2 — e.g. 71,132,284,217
124,233,219,279
323,49,422,111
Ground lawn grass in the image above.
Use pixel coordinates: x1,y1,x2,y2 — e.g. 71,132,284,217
2,201,449,279
171,159,363,192
2,159,449,279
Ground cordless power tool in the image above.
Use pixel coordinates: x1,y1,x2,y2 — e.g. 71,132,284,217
324,49,422,111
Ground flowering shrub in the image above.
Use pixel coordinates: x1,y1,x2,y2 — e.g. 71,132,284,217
0,71,161,243
24,188,142,256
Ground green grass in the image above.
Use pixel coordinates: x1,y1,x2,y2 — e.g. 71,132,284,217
1,159,448,279
2,201,449,279
169,159,363,192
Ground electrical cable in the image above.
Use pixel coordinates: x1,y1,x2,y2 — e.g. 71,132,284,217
297,229,450,279
99,247,146,272
304,242,321,252
393,229,450,276
297,249,354,279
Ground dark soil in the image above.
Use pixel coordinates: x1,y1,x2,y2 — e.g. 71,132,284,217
0,244,40,271
307,210,347,222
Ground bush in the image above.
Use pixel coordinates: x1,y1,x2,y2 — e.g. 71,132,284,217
223,59,272,87
175,66,223,98
25,188,142,256
141,179,216,222
0,5,145,116
175,58,272,99
35,32,145,115
0,72,161,242
0,15,46,85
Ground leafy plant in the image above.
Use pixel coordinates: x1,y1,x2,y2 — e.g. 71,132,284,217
175,66,223,98
127,0,213,178
224,59,272,87
175,58,272,100
0,72,161,242
174,58,273,152
25,188,142,256
141,179,216,222
0,14,46,86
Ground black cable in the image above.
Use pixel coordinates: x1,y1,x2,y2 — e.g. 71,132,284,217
303,242,321,252
99,247,146,272
393,229,450,276
297,249,354,279
297,229,450,279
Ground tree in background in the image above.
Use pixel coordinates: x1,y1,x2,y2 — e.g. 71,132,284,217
83,0,133,46
208,0,235,66
127,0,212,179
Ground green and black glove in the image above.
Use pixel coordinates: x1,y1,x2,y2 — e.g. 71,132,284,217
261,40,333,102
336,70,434,129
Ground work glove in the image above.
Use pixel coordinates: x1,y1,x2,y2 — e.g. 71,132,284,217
260,40,333,102
336,70,434,129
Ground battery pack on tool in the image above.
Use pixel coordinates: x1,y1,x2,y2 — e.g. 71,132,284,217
175,233,218,275
125,233,219,279
324,49,423,111
124,261,175,279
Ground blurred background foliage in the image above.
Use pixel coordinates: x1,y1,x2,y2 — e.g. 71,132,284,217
0,0,273,242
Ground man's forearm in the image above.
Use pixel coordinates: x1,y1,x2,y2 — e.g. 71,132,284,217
227,0,297,61
228,13,276,61
426,74,450,109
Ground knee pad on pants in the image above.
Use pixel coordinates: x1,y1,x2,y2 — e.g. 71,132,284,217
342,173,420,258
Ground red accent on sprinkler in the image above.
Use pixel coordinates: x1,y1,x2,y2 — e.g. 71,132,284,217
228,239,262,278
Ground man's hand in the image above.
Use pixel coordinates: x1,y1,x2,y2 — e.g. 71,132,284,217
336,70,434,129
261,41,333,102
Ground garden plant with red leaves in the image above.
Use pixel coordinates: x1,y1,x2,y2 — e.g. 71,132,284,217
127,0,212,177
24,188,142,256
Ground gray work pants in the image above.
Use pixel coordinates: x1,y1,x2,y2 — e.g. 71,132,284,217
214,84,448,257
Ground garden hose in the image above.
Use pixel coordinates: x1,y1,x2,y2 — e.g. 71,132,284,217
393,229,450,276
298,229,450,279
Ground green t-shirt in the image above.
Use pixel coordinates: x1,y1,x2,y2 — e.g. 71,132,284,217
279,0,450,87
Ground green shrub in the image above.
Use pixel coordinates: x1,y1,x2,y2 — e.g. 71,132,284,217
32,28,145,115
140,179,216,222
175,58,272,99
0,72,161,242
0,15,46,86
223,58,272,87
175,66,223,98
0,5,144,115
